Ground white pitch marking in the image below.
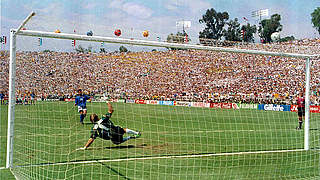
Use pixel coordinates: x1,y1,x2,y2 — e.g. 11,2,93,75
16,149,307,168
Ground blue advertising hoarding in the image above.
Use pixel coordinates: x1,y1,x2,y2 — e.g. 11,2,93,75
258,104,291,111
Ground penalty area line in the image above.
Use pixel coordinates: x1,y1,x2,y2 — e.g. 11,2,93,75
16,149,306,168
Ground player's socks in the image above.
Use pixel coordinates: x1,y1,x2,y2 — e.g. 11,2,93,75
125,128,139,135
134,132,141,138
299,121,303,129
122,137,131,142
80,114,85,123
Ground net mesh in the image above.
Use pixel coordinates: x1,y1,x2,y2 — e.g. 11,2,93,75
2,10,320,180
3,34,319,179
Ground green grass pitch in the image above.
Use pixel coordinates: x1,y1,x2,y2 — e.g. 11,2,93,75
1,102,320,179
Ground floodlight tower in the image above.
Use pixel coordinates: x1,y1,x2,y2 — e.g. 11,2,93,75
176,20,191,43
251,9,269,43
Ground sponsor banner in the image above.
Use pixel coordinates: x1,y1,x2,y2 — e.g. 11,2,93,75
111,99,124,103
192,102,210,108
210,103,238,109
44,99,59,101
64,98,75,102
258,104,291,111
118,99,125,103
135,99,146,104
310,106,320,113
176,101,192,107
93,99,120,102
147,100,158,105
210,103,221,108
290,105,297,112
108,99,118,102
291,105,320,113
232,103,240,109
126,99,135,103
221,103,232,109
238,104,258,109
158,101,174,106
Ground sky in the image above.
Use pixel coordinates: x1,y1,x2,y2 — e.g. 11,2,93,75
1,0,320,51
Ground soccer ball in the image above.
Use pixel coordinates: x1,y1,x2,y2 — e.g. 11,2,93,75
114,29,121,36
142,30,149,37
271,32,280,42
87,30,93,36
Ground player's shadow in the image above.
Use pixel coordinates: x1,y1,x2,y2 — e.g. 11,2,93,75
104,144,147,149
104,145,135,149
98,162,131,180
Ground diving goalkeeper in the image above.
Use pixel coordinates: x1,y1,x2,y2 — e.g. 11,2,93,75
77,102,141,150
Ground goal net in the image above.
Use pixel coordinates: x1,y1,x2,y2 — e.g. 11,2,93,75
4,12,320,180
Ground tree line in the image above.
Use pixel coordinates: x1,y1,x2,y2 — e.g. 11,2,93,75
170,7,320,44
75,7,320,53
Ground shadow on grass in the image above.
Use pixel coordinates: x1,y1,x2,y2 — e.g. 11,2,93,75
98,161,131,180
77,144,147,151
310,128,319,131
104,144,147,150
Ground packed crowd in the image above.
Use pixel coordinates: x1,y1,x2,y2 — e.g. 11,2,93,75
0,38,320,105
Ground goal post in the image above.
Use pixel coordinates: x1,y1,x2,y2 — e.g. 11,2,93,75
5,12,320,179
304,57,311,150
6,11,36,169
6,29,17,169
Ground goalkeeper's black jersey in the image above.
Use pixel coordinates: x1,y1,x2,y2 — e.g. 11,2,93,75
90,113,115,140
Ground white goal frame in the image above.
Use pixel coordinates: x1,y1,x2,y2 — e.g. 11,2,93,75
6,11,319,169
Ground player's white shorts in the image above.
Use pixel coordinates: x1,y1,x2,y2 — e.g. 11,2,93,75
78,106,87,112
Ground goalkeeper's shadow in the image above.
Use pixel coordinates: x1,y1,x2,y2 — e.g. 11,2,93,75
85,144,147,150
104,144,147,150
105,145,136,149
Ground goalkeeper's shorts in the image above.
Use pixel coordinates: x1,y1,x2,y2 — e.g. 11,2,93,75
111,126,125,145
298,107,305,117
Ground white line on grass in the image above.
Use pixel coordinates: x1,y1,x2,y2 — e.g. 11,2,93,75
16,149,306,168
0,167,6,170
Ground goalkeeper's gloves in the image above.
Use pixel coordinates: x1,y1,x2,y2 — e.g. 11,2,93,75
76,147,87,150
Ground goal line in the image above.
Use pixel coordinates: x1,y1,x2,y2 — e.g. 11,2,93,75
15,149,306,168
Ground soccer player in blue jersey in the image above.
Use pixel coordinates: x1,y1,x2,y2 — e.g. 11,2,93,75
77,102,141,150
0,91,5,105
30,91,36,105
75,89,90,124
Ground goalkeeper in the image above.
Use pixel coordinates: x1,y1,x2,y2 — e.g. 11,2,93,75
296,92,305,130
77,102,141,150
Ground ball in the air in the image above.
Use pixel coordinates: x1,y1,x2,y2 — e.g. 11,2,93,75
271,32,280,42
142,30,149,37
114,29,121,36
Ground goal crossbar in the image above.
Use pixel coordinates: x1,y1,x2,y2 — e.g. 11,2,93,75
14,29,319,59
